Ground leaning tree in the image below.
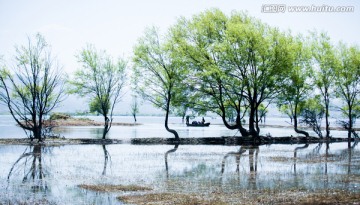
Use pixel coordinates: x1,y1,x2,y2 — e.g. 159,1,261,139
0,34,66,141
133,27,187,140
170,9,291,139
335,43,360,144
311,32,337,138
68,44,126,139
277,35,312,138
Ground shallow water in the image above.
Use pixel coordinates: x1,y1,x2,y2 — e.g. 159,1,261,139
0,115,354,139
0,115,359,204
0,142,359,204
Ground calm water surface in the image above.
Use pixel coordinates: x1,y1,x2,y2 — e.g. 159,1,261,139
0,115,355,139
0,115,359,204
0,143,359,204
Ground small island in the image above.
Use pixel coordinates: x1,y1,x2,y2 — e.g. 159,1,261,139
45,112,141,127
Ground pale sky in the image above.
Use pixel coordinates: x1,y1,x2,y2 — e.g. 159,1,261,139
0,0,359,114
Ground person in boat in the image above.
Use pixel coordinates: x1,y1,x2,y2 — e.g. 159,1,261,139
201,117,205,124
186,116,190,124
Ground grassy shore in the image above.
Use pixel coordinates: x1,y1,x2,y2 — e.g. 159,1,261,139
75,183,360,205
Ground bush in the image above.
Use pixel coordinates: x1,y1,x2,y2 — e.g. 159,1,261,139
49,112,71,120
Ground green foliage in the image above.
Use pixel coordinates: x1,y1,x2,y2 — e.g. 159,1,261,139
277,35,312,122
131,8,360,138
300,96,325,138
303,96,324,114
68,44,127,138
89,97,110,115
310,31,338,137
133,26,186,139
131,95,140,122
68,44,126,117
133,27,188,111
169,9,296,136
335,43,360,134
49,112,71,120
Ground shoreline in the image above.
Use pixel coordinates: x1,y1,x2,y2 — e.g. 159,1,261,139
47,119,360,131
0,136,356,146
44,118,142,126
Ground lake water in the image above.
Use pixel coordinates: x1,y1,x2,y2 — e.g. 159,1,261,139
0,115,359,204
0,143,359,204
0,115,356,139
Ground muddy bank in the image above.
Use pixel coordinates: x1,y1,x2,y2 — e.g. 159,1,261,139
131,136,356,145
0,136,356,146
0,138,122,145
117,189,360,205
45,118,141,126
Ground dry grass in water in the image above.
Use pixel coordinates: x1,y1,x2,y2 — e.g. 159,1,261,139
296,190,360,205
269,156,293,162
117,189,360,205
78,184,152,192
118,193,227,205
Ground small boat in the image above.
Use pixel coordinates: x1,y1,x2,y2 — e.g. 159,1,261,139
186,122,210,127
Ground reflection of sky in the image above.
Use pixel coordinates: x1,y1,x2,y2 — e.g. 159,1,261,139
0,143,359,204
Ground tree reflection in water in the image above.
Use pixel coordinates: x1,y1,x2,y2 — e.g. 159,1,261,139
164,143,179,178
293,144,309,175
101,145,111,176
7,145,49,193
221,146,259,189
292,141,359,191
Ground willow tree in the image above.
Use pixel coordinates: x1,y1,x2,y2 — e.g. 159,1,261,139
68,45,126,139
133,27,186,140
335,43,360,143
311,32,337,138
130,67,140,123
171,9,291,139
222,12,292,138
169,9,245,133
277,35,312,138
0,34,66,141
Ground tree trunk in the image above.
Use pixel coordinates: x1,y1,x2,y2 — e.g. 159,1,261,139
220,110,249,137
348,105,352,145
102,116,110,139
255,105,260,135
33,126,42,141
165,92,179,140
325,96,330,138
236,114,250,137
133,114,137,123
248,102,258,138
293,114,309,138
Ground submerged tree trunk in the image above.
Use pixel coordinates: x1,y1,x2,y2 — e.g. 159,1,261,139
102,116,110,139
324,92,331,138
348,105,352,144
133,114,137,123
165,92,179,140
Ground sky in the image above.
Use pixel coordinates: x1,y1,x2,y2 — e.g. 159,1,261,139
0,0,359,115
